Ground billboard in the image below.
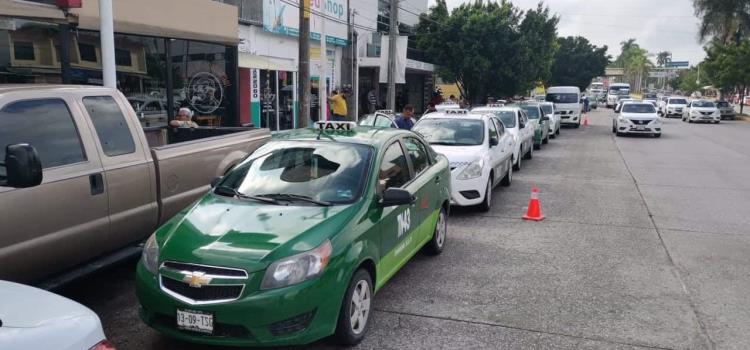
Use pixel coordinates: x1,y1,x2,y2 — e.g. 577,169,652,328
263,0,348,46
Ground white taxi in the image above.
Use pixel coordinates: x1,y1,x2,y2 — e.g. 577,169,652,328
613,101,662,137
413,109,514,211
538,101,560,137
471,105,534,171
682,100,721,123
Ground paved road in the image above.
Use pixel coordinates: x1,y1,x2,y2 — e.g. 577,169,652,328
58,108,750,350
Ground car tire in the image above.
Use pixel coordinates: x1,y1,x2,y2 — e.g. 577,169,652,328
513,152,522,171
615,131,622,137
478,177,492,212
543,133,549,144
612,123,616,133
654,133,662,138
501,160,512,187
714,120,720,124
335,269,373,346
424,207,447,255
524,143,533,160
556,127,560,135
688,119,693,123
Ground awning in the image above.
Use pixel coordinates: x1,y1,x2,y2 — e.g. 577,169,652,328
0,0,66,21
70,0,239,45
239,53,297,72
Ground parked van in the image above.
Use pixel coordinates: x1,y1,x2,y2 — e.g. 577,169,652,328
546,86,582,128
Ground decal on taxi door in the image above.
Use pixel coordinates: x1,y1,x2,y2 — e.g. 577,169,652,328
397,208,411,238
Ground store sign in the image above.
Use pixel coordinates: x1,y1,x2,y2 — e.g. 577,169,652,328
251,69,260,103
262,0,348,46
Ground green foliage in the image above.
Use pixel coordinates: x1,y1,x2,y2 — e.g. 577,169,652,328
656,51,672,67
415,0,558,102
693,0,750,43
703,39,750,93
548,36,609,91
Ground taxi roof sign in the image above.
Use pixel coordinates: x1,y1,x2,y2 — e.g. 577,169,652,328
314,121,357,131
444,109,469,115
375,109,394,114
486,103,505,107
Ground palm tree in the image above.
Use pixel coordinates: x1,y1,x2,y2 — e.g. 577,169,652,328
656,51,672,67
693,0,750,44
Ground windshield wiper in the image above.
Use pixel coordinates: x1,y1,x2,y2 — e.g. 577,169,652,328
214,185,280,204
256,193,332,206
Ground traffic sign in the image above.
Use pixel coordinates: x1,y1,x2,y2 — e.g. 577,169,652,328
665,61,689,69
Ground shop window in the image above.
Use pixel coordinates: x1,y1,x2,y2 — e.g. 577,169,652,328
79,43,98,62
171,39,234,127
0,19,62,84
115,49,132,66
13,42,35,61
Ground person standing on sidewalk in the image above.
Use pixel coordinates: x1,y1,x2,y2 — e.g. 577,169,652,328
328,89,348,121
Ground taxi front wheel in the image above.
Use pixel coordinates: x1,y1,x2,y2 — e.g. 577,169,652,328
424,208,447,255
335,269,373,346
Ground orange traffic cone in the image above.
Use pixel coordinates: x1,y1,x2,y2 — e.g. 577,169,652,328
583,115,589,127
522,187,545,221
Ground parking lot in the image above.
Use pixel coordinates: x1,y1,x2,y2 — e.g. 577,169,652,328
59,107,750,350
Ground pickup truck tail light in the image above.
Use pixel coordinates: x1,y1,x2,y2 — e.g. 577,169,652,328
90,340,117,350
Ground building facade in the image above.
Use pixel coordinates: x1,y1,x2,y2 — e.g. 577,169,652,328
0,0,240,127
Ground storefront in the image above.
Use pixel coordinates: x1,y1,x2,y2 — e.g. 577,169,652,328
237,0,346,130
0,0,240,127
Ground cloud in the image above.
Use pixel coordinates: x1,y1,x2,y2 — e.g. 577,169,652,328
429,0,706,65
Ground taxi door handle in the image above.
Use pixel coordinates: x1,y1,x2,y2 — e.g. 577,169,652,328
434,176,441,184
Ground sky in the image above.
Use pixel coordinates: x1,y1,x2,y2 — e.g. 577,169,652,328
428,0,706,65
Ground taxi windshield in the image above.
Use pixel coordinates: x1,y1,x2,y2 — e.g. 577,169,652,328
540,104,553,115
692,101,715,108
359,114,393,128
546,93,578,104
519,105,541,119
622,103,656,113
493,111,516,128
218,141,373,204
413,119,485,146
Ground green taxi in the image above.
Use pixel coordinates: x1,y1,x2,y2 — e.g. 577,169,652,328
136,121,451,347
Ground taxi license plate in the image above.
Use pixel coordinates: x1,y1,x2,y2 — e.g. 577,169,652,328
635,125,646,131
177,309,214,334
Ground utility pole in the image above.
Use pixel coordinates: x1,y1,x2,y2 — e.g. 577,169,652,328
320,11,327,121
298,0,311,127
386,0,398,110
99,0,116,88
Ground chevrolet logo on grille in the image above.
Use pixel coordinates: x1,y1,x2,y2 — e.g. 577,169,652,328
182,271,212,288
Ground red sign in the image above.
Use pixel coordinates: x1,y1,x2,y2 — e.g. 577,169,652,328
56,0,82,9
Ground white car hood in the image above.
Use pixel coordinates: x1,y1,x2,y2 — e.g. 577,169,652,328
431,144,484,167
0,281,105,350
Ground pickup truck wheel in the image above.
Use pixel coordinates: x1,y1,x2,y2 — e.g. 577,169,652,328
478,177,492,212
424,208,447,255
335,269,373,346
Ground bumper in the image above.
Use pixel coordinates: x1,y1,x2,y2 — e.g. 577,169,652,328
720,113,735,119
449,172,488,206
560,115,580,125
136,262,343,347
617,121,661,135
664,109,683,116
689,115,720,122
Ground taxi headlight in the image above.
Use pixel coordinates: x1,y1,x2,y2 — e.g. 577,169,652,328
142,233,159,274
691,110,701,116
261,240,332,290
457,158,484,180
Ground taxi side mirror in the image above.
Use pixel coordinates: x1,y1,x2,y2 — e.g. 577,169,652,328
380,188,414,207
489,137,499,147
542,116,550,121
210,176,223,188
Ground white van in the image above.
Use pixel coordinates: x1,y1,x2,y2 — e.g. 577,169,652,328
546,86,582,127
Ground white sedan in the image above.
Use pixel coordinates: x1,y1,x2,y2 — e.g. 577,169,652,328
612,101,662,138
0,280,115,350
538,101,560,137
413,109,514,211
471,105,534,171
682,100,721,123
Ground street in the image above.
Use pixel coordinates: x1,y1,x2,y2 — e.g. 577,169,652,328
57,108,750,350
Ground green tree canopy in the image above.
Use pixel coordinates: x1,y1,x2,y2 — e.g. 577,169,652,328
703,39,750,96
415,0,558,102
693,0,750,44
548,36,610,91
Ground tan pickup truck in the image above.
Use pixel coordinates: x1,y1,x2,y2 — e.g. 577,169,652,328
0,85,270,283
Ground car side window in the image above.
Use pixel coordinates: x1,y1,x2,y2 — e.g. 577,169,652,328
404,137,430,175
378,142,411,194
487,118,499,143
0,98,86,173
493,118,505,135
82,96,136,157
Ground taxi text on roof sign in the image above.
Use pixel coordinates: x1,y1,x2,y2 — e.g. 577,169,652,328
375,109,394,114
487,103,505,108
314,121,357,131
445,109,469,115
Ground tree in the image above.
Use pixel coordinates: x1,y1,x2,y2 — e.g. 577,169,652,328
656,51,672,67
415,1,559,102
693,0,750,44
703,38,750,112
548,36,610,91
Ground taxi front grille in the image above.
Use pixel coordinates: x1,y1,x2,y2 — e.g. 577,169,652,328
161,276,243,303
629,119,650,125
700,111,714,115
162,261,248,278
